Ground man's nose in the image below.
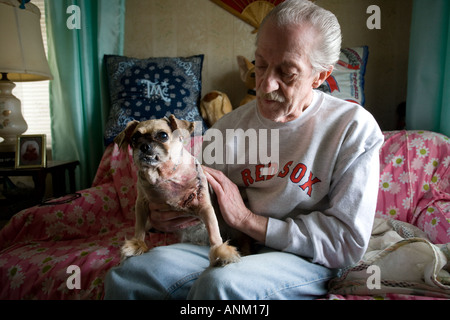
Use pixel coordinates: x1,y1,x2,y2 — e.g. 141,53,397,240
257,68,280,94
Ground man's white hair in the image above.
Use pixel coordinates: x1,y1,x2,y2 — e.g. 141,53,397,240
258,0,342,74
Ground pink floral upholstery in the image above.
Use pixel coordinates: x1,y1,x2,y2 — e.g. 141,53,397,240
0,130,448,300
376,130,449,244
0,144,178,299
328,130,450,300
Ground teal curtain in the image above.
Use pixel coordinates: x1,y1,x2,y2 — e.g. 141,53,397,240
406,0,450,137
45,0,126,189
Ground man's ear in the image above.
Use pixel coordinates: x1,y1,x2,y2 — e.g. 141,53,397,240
167,114,195,135
312,67,333,89
114,120,140,149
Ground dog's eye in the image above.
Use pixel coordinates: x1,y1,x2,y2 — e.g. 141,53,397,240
155,131,169,142
131,132,142,146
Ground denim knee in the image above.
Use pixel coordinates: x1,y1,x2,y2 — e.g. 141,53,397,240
188,266,241,300
105,244,210,300
187,250,337,300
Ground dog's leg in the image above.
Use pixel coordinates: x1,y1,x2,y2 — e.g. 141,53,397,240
121,193,150,259
199,204,241,267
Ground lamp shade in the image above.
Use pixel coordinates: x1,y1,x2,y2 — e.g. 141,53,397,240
0,0,52,81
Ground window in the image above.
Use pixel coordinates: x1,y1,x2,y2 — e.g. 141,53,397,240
14,0,52,149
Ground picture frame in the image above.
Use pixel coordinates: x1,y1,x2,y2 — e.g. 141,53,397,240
15,134,47,169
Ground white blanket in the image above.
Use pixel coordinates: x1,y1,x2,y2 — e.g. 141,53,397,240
328,218,450,298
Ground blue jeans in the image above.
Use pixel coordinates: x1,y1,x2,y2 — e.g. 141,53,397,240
104,243,337,300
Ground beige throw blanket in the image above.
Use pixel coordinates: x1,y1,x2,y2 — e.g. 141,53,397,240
329,218,450,298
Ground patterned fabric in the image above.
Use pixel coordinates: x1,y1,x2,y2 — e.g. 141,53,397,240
324,130,450,300
0,131,448,300
328,219,450,298
0,144,179,299
376,130,450,244
103,54,207,145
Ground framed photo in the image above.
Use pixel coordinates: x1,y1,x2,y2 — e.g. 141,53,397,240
15,134,47,169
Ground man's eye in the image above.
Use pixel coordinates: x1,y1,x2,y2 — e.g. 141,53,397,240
156,131,169,142
282,72,297,82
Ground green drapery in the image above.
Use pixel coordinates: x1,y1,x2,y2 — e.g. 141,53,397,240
406,0,450,137
45,0,125,189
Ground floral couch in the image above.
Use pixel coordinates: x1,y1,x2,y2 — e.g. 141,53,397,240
0,130,449,300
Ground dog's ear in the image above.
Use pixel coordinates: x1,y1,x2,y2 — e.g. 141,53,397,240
167,114,195,135
114,120,140,150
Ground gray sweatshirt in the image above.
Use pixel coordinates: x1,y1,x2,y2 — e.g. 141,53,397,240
202,90,384,269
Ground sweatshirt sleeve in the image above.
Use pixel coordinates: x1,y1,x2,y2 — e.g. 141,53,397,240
265,115,384,269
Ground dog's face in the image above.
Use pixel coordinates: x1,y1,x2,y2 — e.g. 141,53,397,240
114,115,195,169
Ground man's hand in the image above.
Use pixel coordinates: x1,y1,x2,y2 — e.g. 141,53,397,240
202,166,268,243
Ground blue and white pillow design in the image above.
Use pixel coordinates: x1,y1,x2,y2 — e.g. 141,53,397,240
317,46,369,106
104,54,206,145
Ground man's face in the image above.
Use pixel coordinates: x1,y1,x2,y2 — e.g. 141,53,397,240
255,21,325,122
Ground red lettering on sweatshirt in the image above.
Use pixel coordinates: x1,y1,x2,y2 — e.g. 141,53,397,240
300,172,321,197
255,164,265,182
277,161,293,178
290,163,306,183
240,161,321,197
241,168,254,187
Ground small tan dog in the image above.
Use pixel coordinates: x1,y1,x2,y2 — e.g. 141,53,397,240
115,115,244,267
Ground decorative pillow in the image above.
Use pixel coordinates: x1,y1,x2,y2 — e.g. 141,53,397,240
103,54,207,145
317,46,369,106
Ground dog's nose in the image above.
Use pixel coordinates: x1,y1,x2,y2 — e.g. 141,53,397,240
140,144,152,154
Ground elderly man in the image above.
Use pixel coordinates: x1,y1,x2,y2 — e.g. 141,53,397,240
105,0,383,300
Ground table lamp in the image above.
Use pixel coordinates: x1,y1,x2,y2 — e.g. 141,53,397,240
0,0,53,162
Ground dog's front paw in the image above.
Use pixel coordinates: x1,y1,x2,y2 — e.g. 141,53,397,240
209,241,241,267
120,238,149,260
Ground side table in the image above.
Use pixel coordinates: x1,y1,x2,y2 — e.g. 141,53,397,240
0,160,80,218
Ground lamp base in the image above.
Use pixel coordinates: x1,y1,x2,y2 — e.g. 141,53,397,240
0,74,28,155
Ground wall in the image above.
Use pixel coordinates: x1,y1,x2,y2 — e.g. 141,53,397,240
124,0,256,111
124,0,413,131
316,0,413,130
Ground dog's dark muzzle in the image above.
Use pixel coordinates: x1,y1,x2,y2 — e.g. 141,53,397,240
140,143,153,154
138,143,160,164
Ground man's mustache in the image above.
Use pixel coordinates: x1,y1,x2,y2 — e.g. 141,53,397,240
257,91,286,103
